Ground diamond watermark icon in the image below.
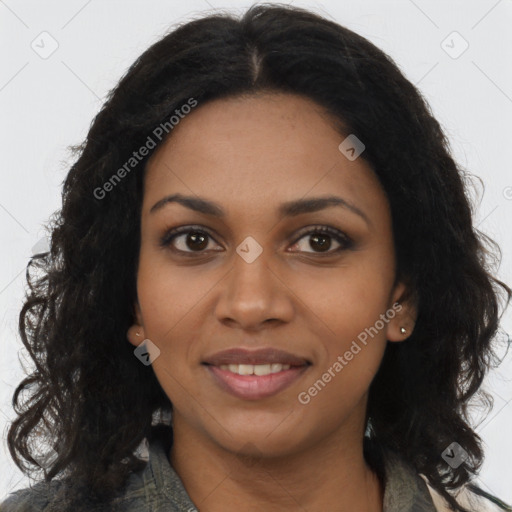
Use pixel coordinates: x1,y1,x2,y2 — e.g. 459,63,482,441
31,236,50,256
31,31,59,60
35,447,59,469
441,442,469,468
236,236,263,263
441,31,469,59
338,134,365,161
134,339,161,366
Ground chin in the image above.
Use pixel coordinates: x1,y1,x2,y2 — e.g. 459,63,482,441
204,413,309,458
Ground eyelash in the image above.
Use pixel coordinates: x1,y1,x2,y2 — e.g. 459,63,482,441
159,224,354,257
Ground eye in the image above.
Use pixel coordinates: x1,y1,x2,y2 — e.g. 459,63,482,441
289,225,353,255
159,225,221,255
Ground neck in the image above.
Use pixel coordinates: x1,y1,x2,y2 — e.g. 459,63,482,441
169,419,384,512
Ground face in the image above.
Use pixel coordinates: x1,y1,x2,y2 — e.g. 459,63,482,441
127,92,416,458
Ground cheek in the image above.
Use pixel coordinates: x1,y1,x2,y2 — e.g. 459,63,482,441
292,256,393,341
299,331,387,422
292,263,391,405
135,262,197,395
136,251,205,337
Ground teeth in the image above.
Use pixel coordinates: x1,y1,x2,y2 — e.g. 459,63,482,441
271,363,284,373
219,363,291,375
254,364,271,376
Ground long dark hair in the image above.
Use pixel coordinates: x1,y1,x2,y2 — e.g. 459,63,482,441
7,3,511,511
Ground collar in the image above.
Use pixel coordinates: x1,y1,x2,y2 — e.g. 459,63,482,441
379,447,437,511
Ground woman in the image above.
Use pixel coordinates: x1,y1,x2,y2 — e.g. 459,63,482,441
1,4,511,511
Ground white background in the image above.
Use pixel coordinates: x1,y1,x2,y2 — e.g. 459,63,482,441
1,0,511,504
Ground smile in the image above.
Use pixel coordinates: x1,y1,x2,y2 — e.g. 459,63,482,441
205,364,309,400
202,347,311,400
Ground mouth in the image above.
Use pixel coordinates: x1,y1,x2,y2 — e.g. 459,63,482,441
202,348,311,400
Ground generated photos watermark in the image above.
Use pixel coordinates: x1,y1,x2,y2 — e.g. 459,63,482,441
297,302,403,405
93,97,198,200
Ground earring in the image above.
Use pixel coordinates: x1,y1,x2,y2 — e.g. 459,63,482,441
400,327,407,334
136,332,141,337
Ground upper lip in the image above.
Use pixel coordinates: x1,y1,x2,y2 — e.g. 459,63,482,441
203,348,310,366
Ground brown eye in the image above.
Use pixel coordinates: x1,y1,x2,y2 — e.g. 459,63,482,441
160,226,221,254
309,233,332,252
183,231,209,251
289,226,353,254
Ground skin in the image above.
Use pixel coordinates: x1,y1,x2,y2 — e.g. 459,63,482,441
127,92,417,512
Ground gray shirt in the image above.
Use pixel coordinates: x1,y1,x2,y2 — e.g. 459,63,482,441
0,436,502,511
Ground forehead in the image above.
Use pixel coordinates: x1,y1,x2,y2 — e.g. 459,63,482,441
143,93,388,220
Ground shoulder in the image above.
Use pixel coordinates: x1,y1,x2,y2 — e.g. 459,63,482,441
0,474,147,512
0,433,174,512
373,441,511,512
0,479,60,511
423,477,512,512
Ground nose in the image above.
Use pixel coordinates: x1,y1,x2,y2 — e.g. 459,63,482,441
214,246,295,332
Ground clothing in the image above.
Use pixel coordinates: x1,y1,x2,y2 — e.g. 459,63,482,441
0,435,507,511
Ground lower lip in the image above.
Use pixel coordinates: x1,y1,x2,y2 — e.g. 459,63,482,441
205,365,309,400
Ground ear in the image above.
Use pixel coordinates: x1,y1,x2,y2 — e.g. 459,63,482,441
385,279,418,342
126,301,145,347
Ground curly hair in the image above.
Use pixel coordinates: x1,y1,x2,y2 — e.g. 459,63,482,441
6,3,511,511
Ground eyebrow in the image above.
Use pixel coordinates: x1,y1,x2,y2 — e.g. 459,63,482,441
149,193,371,227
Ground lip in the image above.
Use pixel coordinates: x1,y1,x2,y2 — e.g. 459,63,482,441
202,347,310,366
205,364,310,400
202,347,311,400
